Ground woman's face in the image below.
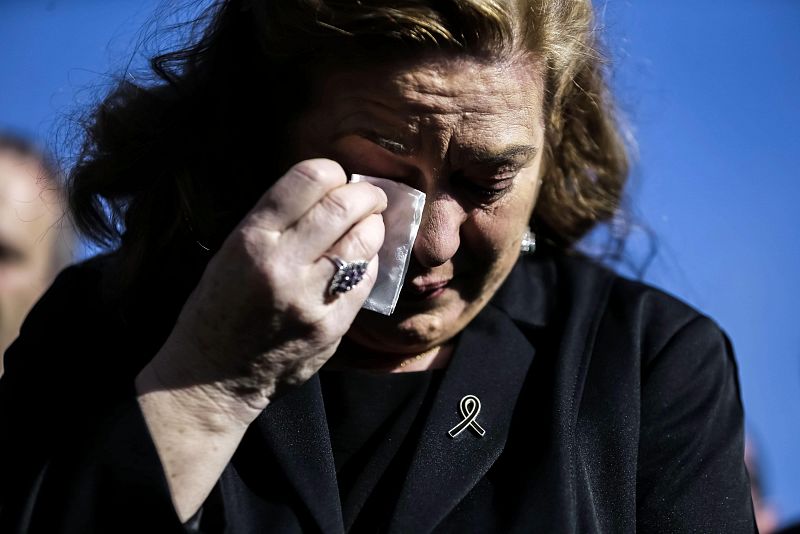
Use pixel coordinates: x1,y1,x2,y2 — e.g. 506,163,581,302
290,53,546,354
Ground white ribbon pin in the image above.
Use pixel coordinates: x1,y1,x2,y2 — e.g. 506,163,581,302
448,395,486,438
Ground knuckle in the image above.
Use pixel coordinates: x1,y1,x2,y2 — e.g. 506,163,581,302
224,226,249,252
220,226,257,265
227,224,279,265
264,261,290,290
371,184,389,210
359,215,385,253
343,226,382,264
319,189,353,222
288,159,346,191
348,231,374,260
368,213,386,241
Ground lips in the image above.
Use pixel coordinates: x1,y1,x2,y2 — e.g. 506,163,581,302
402,278,452,301
411,279,449,292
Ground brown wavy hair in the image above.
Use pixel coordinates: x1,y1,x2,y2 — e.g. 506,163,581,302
69,0,628,290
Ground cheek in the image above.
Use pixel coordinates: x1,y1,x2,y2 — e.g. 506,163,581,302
464,213,517,261
465,172,540,263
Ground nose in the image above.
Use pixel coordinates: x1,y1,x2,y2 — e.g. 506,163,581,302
412,192,466,268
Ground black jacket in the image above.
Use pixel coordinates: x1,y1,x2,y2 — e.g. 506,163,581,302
0,251,756,533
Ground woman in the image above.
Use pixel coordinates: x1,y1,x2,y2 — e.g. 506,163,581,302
0,0,755,532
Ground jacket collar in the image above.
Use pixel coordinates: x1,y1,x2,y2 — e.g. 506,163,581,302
490,252,557,329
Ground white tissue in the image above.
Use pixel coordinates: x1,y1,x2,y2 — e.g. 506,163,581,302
350,174,426,315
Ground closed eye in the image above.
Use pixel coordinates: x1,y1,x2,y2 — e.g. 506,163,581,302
452,171,517,206
336,128,414,157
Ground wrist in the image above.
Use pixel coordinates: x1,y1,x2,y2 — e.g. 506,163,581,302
136,341,271,431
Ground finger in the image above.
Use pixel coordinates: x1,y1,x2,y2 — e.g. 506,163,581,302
313,212,385,295
319,253,380,335
283,182,387,262
245,159,348,231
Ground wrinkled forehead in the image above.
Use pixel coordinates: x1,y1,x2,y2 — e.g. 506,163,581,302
308,53,545,139
302,56,545,168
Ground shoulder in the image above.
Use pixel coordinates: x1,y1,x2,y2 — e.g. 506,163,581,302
500,250,711,331
495,250,734,380
545,256,752,532
541,254,740,428
555,251,698,319
17,254,111,323
1,252,146,404
7,254,115,359
551,252,727,363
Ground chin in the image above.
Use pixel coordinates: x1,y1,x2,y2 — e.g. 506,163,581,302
348,290,475,353
348,305,458,354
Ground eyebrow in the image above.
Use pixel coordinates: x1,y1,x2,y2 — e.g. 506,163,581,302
370,135,413,156
466,145,539,167
349,128,415,156
334,123,538,167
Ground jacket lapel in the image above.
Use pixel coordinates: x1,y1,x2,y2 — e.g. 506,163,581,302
246,255,555,533
387,302,537,533
253,375,345,533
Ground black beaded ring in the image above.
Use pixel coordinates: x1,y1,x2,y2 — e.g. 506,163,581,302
324,256,369,295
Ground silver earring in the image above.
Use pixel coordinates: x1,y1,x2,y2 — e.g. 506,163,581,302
520,226,536,255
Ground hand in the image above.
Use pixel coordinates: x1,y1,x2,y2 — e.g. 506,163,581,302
143,158,387,422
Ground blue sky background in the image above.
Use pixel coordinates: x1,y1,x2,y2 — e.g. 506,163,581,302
2,0,798,524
